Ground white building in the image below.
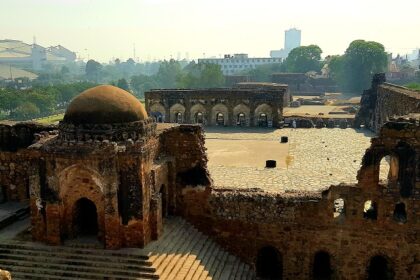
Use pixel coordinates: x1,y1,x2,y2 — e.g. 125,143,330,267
198,53,282,75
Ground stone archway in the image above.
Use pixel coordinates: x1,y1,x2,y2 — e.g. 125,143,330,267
190,104,206,124
367,255,395,280
256,246,283,279
211,104,229,126
233,104,250,126
170,103,186,123
150,103,166,123
73,198,98,237
254,103,273,127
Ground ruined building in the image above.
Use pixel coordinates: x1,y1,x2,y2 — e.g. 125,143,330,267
355,73,420,132
0,81,418,279
145,83,289,128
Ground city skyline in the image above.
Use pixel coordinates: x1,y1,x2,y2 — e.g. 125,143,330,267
2,0,420,62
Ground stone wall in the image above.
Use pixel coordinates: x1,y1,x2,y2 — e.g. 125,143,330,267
179,119,419,279
355,73,420,133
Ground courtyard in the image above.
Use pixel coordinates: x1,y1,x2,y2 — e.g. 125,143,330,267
205,127,375,193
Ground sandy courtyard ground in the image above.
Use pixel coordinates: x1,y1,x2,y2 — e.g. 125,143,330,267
204,127,375,193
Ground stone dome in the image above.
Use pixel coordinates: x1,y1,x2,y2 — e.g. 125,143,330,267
63,85,148,124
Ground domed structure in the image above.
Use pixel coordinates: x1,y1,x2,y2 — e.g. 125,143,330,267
63,85,147,124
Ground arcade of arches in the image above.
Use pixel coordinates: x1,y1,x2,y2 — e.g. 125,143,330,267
145,84,288,127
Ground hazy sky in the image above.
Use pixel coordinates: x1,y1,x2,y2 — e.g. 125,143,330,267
2,0,420,62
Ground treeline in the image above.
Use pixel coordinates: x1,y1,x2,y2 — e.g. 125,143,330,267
106,60,225,97
241,40,389,94
0,82,96,121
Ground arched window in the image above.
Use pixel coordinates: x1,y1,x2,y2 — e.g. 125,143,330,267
256,246,283,279
333,198,345,219
195,112,204,124
258,113,268,127
379,156,391,183
367,255,394,280
237,113,246,126
312,251,332,280
175,112,183,124
216,113,224,126
363,200,378,220
393,202,407,224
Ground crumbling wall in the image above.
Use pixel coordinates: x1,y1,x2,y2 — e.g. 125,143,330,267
355,73,420,132
179,119,419,279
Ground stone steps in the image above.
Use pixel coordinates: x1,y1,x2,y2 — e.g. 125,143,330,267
144,216,255,280
0,242,158,280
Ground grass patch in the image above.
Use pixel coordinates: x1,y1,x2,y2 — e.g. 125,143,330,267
405,83,420,91
35,113,64,124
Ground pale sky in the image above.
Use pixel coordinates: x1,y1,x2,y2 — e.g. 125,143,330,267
2,0,420,62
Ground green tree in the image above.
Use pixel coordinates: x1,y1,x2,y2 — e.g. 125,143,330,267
156,59,183,88
131,75,159,98
117,78,130,91
341,40,388,92
178,62,225,88
14,102,40,120
244,63,285,82
285,45,322,73
85,59,103,82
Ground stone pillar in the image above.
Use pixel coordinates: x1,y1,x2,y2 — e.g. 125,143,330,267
150,194,163,240
45,204,61,245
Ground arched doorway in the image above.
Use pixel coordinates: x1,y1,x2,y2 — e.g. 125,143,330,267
151,112,164,123
256,246,283,279
195,112,204,124
237,113,246,126
259,113,268,127
175,112,183,124
73,198,98,237
312,251,332,280
216,113,225,126
367,255,394,280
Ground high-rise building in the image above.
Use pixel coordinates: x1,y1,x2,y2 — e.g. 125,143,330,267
270,28,302,59
284,28,301,52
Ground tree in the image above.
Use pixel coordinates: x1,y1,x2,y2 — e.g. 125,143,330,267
117,78,130,91
85,59,103,82
285,45,322,73
244,63,286,82
13,102,40,120
178,62,225,88
130,75,159,98
329,40,388,93
156,59,183,88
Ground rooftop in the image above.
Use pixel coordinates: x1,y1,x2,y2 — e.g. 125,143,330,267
205,127,374,193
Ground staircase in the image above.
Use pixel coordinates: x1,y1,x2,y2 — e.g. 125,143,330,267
0,242,158,279
143,217,255,280
0,217,255,279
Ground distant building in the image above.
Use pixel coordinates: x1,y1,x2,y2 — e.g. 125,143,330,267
0,39,76,71
198,53,282,75
270,28,302,59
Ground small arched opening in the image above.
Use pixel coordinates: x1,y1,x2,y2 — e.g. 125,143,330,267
73,198,98,237
367,255,395,280
175,112,183,124
379,156,391,183
363,200,378,220
333,198,345,219
256,246,283,279
393,202,407,224
312,251,332,280
216,113,225,126
237,113,246,126
195,112,204,124
258,113,268,127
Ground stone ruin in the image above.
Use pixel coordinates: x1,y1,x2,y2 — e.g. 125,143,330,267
0,78,418,279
